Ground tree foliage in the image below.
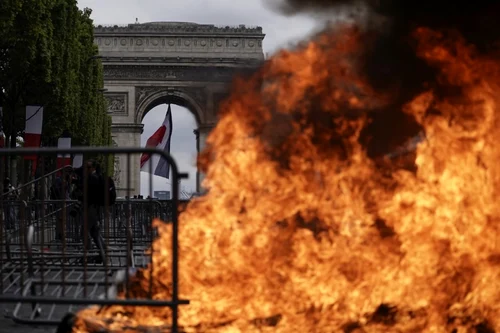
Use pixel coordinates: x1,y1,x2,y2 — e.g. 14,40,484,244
0,0,111,150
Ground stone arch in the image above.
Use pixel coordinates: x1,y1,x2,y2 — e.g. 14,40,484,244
135,88,205,125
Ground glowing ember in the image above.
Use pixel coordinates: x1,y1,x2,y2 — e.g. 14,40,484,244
74,22,500,333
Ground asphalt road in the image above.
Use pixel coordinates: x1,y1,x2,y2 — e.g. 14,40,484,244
0,304,58,333
0,303,83,333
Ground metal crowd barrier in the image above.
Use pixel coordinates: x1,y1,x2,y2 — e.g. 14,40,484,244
107,199,164,247
0,147,190,331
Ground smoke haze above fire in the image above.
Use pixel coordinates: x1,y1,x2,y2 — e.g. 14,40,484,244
275,0,500,42
272,0,500,69
267,0,500,162
272,0,500,87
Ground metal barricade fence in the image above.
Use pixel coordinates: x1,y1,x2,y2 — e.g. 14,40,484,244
107,199,164,247
158,200,190,221
3,200,80,245
0,147,190,331
3,199,167,257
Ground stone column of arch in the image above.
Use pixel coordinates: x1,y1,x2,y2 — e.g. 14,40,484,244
193,128,201,192
195,123,216,193
111,123,143,198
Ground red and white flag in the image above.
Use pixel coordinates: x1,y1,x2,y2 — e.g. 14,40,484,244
24,106,44,173
56,135,71,170
140,104,173,179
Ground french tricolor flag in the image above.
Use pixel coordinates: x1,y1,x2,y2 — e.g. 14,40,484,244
24,105,44,173
140,104,173,179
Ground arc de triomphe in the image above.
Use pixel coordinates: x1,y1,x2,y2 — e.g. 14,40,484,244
95,22,265,197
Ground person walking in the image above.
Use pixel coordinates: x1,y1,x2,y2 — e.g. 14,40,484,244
50,173,72,241
74,160,106,264
2,178,17,230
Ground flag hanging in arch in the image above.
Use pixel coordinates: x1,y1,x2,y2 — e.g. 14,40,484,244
140,104,173,179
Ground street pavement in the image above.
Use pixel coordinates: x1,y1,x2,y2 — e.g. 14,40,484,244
0,311,55,333
0,303,73,333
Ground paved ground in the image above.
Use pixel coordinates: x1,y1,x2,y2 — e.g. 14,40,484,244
0,305,57,333
0,322,55,333
0,230,152,333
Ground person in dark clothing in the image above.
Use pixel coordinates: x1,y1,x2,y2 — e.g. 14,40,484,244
2,178,17,229
73,160,106,264
51,173,72,240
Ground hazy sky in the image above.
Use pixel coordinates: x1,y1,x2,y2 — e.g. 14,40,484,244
77,0,321,195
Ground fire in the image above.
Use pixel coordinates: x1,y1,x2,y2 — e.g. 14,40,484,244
74,24,500,332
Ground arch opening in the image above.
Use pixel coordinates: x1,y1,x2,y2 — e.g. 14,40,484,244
140,102,198,199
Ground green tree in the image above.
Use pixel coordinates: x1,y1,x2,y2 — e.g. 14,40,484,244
0,0,55,143
0,1,112,182
0,0,56,183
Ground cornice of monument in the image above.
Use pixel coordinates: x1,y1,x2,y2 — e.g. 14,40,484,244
99,56,263,66
94,22,265,38
111,123,144,134
103,64,259,82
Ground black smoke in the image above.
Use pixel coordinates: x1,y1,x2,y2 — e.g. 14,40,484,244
277,0,500,88
269,0,500,165
277,0,500,46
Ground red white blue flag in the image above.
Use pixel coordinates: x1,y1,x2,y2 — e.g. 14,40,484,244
140,104,173,179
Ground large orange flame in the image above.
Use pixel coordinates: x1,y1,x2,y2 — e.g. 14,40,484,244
74,25,500,332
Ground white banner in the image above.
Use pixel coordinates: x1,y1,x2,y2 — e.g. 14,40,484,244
57,137,71,158
25,105,44,135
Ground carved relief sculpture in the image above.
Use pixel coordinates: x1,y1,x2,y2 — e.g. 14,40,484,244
135,86,207,111
135,87,162,107
136,87,160,105
105,93,128,115
181,87,207,108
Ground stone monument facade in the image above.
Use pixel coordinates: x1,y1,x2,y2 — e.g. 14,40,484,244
95,22,265,196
